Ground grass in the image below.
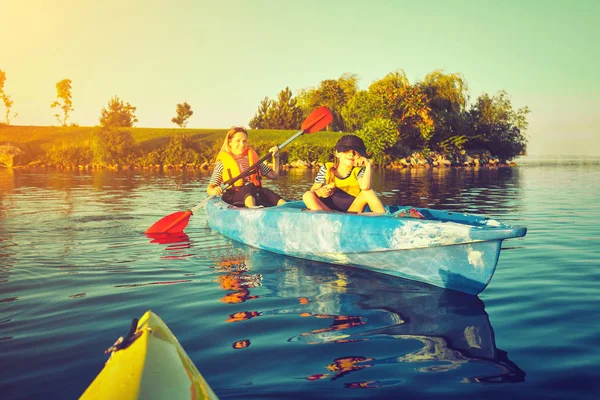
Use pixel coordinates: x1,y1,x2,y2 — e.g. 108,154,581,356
0,125,347,160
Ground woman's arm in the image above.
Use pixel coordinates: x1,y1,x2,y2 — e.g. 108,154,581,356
264,146,280,180
207,161,224,195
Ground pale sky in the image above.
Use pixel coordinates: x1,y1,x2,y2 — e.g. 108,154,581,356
1,0,599,156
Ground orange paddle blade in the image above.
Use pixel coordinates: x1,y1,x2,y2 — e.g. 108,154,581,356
301,106,333,134
144,210,192,234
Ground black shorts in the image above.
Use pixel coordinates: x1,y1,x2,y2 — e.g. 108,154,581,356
320,189,356,212
222,183,283,207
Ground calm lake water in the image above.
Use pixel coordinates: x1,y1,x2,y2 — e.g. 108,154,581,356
1,156,599,399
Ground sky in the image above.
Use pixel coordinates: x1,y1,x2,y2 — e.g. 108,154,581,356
1,0,599,156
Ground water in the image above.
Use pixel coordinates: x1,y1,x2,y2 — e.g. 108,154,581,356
1,158,599,399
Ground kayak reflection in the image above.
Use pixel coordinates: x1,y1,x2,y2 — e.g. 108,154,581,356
211,245,525,385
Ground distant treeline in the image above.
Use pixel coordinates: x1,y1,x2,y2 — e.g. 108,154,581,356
0,68,529,169
249,70,529,164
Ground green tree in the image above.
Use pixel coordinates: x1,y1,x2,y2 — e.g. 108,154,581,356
337,73,359,102
99,96,138,128
311,79,347,131
356,117,399,166
50,79,74,126
420,70,468,113
467,90,529,160
171,102,193,128
341,90,378,131
419,70,469,150
365,71,434,150
267,87,304,129
249,88,303,129
92,126,137,165
2,95,17,126
397,85,434,150
0,69,18,125
249,97,272,129
297,74,358,131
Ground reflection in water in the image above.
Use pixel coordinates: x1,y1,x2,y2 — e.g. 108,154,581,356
210,245,525,385
376,167,522,215
323,356,374,381
232,339,251,349
146,233,192,259
226,311,261,323
213,255,262,304
113,280,192,288
0,297,18,303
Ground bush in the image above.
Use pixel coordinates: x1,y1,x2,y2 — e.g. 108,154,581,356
92,127,137,165
45,144,93,167
136,150,163,167
286,143,332,164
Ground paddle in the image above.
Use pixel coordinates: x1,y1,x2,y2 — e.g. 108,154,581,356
145,106,333,234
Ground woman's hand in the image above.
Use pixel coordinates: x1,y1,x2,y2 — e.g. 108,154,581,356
269,146,280,158
208,185,223,196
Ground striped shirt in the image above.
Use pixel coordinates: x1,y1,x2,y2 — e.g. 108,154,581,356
209,157,272,186
314,165,365,184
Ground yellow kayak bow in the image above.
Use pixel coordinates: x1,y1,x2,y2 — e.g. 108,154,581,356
80,311,218,400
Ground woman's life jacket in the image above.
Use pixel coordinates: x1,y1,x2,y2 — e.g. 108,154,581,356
324,162,362,197
216,147,262,188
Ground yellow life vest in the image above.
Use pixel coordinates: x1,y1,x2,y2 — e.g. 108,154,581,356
324,162,362,197
216,147,262,187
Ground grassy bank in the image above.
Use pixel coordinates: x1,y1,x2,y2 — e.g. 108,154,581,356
0,124,347,167
0,125,513,169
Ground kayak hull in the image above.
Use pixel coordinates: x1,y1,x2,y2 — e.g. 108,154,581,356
80,311,218,400
205,199,526,295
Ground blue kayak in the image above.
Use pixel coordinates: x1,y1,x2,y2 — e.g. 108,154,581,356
205,198,527,295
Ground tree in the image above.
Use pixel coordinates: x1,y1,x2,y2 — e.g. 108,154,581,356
467,90,529,160
171,102,193,128
419,70,469,150
267,87,304,129
356,117,399,166
310,79,347,131
341,90,378,132
365,71,434,150
249,97,271,129
50,79,74,126
337,73,359,102
297,73,359,131
0,69,18,125
99,96,138,128
248,88,303,129
2,95,17,126
420,70,468,114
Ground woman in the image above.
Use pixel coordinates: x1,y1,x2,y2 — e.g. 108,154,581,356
207,126,286,207
303,135,385,214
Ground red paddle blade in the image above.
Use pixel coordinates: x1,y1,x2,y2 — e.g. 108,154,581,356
301,106,333,134
145,210,192,234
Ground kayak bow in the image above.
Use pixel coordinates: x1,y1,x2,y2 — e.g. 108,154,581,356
80,311,218,400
